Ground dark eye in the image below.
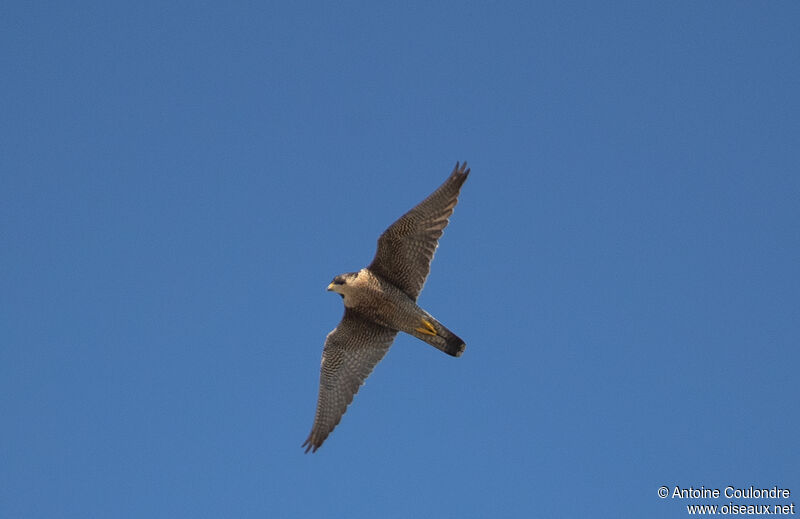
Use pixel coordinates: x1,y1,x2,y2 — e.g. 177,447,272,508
333,277,344,285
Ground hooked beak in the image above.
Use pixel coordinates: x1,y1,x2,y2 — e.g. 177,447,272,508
327,283,335,291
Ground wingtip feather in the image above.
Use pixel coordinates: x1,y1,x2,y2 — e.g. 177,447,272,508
302,436,321,454
452,161,470,179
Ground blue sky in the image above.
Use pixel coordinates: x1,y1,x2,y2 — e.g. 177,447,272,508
2,1,798,517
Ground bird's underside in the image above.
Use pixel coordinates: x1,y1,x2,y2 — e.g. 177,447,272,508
302,162,470,453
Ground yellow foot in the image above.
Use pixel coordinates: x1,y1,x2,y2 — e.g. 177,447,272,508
415,319,437,336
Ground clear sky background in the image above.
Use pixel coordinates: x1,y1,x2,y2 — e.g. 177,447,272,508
2,2,798,518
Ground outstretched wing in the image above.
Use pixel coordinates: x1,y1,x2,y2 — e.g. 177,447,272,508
303,309,398,453
367,162,470,301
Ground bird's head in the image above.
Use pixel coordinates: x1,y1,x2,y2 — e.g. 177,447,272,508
327,272,358,298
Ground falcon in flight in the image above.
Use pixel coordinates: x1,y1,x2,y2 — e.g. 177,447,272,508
303,162,470,453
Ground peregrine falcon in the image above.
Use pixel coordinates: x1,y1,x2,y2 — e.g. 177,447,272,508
302,162,470,453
